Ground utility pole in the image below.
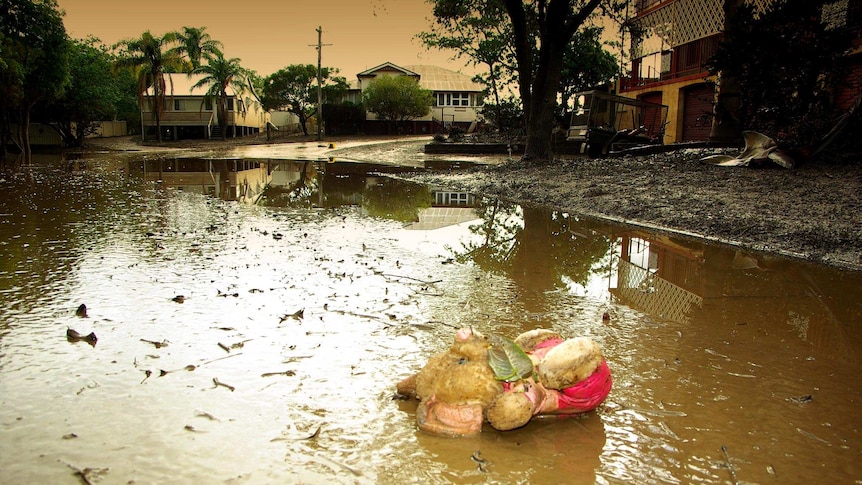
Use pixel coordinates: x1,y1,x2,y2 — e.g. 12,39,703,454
311,26,332,141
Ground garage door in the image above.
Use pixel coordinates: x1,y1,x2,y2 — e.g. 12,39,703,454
681,84,714,142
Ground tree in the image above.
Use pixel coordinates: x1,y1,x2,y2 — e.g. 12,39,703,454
705,0,853,157
417,1,513,105
557,26,618,114
174,26,223,70
114,31,185,142
362,75,433,133
261,64,346,136
191,52,248,139
426,0,623,163
41,37,121,147
0,0,69,165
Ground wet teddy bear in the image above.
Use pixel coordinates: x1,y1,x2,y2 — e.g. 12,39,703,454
396,328,612,437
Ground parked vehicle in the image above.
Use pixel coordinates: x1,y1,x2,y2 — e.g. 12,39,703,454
567,91,668,157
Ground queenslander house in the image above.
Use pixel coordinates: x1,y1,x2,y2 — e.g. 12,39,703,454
343,62,485,135
140,73,269,141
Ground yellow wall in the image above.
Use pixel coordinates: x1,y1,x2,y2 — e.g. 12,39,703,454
621,75,716,143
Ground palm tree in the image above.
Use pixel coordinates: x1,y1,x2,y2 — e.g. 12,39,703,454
175,26,223,70
191,52,248,139
114,31,185,142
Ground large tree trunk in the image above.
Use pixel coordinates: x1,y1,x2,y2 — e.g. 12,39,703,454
505,0,603,162
709,0,744,143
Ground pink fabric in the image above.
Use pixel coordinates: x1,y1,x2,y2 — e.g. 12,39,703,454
556,360,613,412
530,338,565,360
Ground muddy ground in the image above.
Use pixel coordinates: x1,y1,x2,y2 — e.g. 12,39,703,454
85,135,862,271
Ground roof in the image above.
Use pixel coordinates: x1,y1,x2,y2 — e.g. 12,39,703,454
145,73,243,97
349,62,482,93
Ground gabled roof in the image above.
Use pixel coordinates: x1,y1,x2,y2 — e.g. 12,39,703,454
356,62,419,78
145,73,243,97
350,62,483,93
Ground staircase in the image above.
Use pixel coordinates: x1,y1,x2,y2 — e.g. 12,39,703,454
209,125,223,140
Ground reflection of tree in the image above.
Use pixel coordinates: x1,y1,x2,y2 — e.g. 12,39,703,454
456,198,523,268
259,162,319,207
455,200,613,292
363,179,432,223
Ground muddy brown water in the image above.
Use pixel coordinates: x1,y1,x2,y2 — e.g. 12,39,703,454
1,153,860,484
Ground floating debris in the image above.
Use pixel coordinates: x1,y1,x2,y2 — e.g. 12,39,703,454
140,338,169,349
213,377,235,392
172,295,185,303
471,450,489,473
279,308,304,322
66,328,97,346
261,370,296,378
75,304,88,318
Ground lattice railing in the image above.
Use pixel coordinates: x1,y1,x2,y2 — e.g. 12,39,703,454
630,0,777,55
613,258,703,324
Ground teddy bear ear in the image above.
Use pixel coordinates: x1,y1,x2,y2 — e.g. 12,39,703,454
488,334,534,382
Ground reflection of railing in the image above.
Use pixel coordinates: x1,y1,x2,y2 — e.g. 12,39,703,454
611,258,703,324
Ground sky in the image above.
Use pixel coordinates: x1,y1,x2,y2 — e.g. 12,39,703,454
58,0,476,80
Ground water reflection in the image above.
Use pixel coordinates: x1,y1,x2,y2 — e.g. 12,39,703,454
1,155,861,484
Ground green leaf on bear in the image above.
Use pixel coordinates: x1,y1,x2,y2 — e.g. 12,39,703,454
488,334,533,382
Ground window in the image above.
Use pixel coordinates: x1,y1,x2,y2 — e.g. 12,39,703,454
436,92,471,107
174,99,181,111
226,98,234,111
205,98,213,111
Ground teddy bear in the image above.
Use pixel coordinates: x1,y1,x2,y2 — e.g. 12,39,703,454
395,327,612,437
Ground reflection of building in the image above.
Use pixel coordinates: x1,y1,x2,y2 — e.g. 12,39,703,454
407,189,478,230
129,158,271,202
610,231,705,323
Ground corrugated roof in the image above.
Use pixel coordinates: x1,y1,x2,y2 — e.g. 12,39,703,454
348,62,482,93
403,65,483,93
145,73,243,96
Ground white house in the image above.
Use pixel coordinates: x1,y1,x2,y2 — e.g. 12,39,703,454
344,62,484,135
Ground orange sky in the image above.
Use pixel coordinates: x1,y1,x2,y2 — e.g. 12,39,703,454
58,0,476,80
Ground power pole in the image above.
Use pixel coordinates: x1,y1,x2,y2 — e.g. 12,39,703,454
311,26,332,141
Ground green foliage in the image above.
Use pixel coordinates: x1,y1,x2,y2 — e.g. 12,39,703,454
322,101,365,135
262,64,345,136
422,0,626,162
361,75,433,126
705,0,853,155
558,26,618,114
488,334,533,382
0,0,69,161
174,26,223,70
481,97,524,133
113,30,185,142
191,52,248,139
40,37,122,147
362,179,433,222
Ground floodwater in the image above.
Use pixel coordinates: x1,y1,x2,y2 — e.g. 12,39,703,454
1,151,861,484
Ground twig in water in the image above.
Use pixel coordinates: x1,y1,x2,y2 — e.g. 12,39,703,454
381,273,442,285
721,445,739,485
213,377,235,392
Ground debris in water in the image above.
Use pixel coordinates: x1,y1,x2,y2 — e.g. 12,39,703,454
721,445,739,485
75,304,88,317
172,295,185,303
787,395,813,404
66,328,97,346
213,377,235,392
279,308,304,322
140,338,169,348
261,370,296,377
471,450,489,473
